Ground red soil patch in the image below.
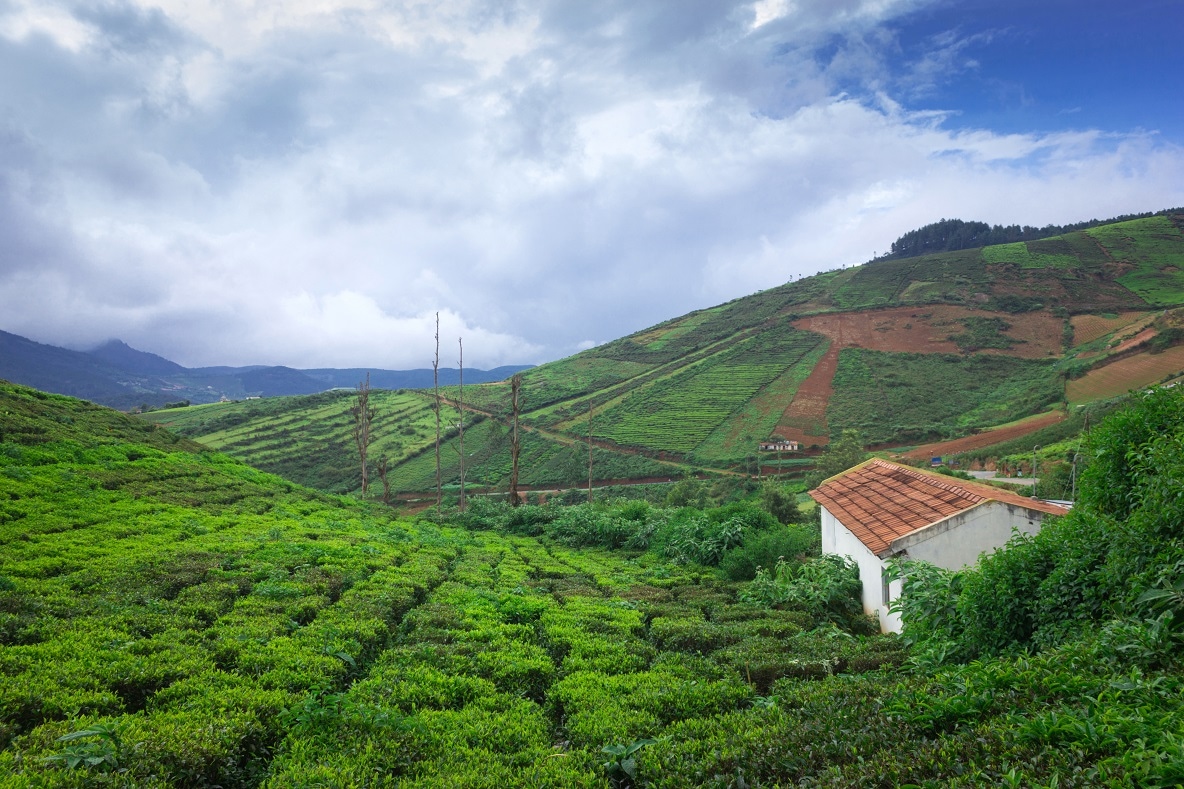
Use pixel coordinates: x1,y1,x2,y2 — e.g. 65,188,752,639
793,306,1063,359
1111,326,1157,354
1067,346,1184,403
774,306,1066,446
775,343,838,446
1070,311,1151,346
899,411,1067,460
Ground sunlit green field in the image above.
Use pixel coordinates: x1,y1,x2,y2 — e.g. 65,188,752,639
7,381,1184,786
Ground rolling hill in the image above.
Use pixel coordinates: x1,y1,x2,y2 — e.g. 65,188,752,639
141,211,1184,496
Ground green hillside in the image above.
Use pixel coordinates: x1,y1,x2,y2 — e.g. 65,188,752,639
143,212,1184,495
0,380,887,786
144,389,684,496
7,381,1184,786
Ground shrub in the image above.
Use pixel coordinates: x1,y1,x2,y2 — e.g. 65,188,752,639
898,384,1184,663
758,483,802,525
740,555,865,629
662,514,744,566
718,525,819,581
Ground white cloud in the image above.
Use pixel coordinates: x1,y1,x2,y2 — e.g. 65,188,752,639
0,1,94,51
0,0,1181,371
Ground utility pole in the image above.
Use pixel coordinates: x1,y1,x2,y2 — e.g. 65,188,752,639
433,313,441,509
587,401,594,504
1032,445,1040,493
458,337,466,513
509,373,522,507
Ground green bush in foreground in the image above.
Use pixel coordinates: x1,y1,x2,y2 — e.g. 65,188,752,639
896,384,1184,665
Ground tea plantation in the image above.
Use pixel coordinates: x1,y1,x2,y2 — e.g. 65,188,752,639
5,380,1184,786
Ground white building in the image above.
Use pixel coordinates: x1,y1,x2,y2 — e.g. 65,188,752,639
810,459,1070,633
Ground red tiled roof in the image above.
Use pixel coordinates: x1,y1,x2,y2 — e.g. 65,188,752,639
809,458,1070,556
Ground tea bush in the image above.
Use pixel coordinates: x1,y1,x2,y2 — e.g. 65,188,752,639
8,380,1184,786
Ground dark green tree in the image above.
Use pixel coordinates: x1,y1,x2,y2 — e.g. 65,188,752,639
759,482,802,525
806,429,868,488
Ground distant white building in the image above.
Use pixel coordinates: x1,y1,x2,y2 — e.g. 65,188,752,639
759,439,799,452
810,459,1070,633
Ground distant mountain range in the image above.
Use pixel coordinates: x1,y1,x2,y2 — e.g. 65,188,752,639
0,331,530,410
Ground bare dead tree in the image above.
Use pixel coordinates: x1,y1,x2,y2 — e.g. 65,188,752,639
586,402,595,502
350,372,375,496
377,454,392,505
433,312,442,509
457,337,466,513
509,373,522,506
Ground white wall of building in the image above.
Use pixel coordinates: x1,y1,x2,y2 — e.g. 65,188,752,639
894,502,1044,568
821,501,1051,635
821,507,902,633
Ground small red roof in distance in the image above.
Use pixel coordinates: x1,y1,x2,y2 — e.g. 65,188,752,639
809,458,1070,556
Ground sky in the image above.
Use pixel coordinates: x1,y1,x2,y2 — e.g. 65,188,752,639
1,0,1182,370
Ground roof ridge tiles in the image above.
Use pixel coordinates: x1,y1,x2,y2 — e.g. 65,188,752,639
810,457,1070,556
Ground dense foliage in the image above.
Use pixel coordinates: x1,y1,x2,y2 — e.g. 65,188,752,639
880,208,1181,260
9,381,1184,785
896,385,1184,664
0,383,900,788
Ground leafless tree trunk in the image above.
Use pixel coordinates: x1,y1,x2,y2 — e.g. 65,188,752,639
509,373,522,506
377,454,392,505
351,372,375,496
587,400,594,504
434,312,442,509
457,337,466,513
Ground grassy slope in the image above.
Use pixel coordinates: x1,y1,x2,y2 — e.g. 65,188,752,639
0,382,908,786
144,213,1184,491
7,383,1184,787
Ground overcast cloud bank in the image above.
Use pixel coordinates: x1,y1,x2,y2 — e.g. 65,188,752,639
1,0,1181,368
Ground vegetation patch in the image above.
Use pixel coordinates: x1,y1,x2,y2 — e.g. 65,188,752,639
826,350,1063,444
946,316,1023,353
1088,215,1184,305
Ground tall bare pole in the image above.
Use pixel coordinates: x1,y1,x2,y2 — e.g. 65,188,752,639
509,373,522,507
433,313,442,509
457,337,466,513
377,454,391,506
351,372,374,496
587,400,594,504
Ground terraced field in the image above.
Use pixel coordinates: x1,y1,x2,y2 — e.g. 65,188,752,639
586,328,824,457
145,390,451,494
775,342,838,447
1069,311,1152,346
1066,344,1184,403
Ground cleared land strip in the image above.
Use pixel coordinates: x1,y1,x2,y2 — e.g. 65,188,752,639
1070,311,1153,346
898,410,1067,460
774,340,836,446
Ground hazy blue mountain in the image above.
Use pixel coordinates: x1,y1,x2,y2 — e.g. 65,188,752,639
88,339,187,375
0,330,533,408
